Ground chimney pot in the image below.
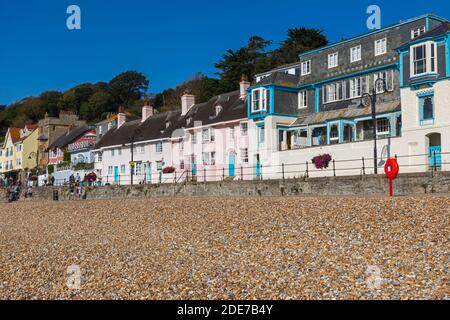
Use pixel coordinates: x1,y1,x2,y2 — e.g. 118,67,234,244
240,74,250,99
142,101,154,122
181,93,196,116
117,107,126,128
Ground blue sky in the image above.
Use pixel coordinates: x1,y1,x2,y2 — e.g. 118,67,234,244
0,0,448,105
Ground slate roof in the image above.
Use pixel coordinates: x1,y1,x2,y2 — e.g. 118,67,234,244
95,91,247,149
414,22,450,41
292,101,401,126
49,125,94,150
253,72,300,87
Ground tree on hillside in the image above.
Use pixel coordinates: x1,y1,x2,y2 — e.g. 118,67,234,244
270,28,328,66
79,91,115,122
153,73,219,112
109,71,149,107
215,36,272,92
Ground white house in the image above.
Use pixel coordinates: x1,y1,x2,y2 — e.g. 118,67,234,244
93,102,180,185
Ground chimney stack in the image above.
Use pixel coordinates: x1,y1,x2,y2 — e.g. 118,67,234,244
142,100,154,122
240,74,250,99
181,90,196,116
117,107,126,128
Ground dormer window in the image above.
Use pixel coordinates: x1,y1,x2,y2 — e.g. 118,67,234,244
411,26,426,39
411,41,437,77
215,106,222,116
187,117,192,125
165,121,170,129
301,60,311,75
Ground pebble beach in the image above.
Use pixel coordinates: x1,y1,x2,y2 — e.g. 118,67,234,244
0,196,448,300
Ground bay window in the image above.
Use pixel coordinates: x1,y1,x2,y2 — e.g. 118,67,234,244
251,88,267,112
411,42,437,77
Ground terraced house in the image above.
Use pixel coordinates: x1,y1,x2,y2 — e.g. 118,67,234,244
0,124,39,183
171,77,249,181
247,13,449,178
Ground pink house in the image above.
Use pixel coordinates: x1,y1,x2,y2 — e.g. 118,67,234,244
171,77,250,181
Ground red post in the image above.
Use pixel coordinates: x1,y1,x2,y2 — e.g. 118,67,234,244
384,158,399,198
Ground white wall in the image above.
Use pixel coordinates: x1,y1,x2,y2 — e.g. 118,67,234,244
95,139,172,185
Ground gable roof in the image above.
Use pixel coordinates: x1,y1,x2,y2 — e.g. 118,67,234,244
25,123,39,131
49,125,94,150
9,128,21,144
95,91,248,149
183,90,247,128
95,110,183,149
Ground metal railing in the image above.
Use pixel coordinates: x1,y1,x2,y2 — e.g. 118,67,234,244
12,151,448,188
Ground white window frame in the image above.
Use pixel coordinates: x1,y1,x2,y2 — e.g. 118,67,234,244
251,88,267,112
155,142,163,153
135,162,142,176
298,91,308,109
301,60,311,75
328,52,338,68
410,41,438,77
240,122,248,136
202,128,215,143
411,26,426,39
349,77,362,98
230,127,235,140
191,132,197,144
376,118,390,135
375,38,387,56
350,45,362,63
258,126,265,146
108,166,113,175
202,151,216,166
120,165,126,174
329,124,339,141
374,70,394,94
240,148,249,163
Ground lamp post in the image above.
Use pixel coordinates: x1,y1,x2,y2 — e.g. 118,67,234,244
360,77,391,175
123,128,142,185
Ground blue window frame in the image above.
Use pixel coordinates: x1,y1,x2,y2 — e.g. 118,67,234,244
418,93,434,125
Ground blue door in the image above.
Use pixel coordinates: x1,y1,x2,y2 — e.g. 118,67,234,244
228,153,236,177
191,156,197,176
429,146,442,168
114,166,119,183
256,158,261,178
145,163,152,184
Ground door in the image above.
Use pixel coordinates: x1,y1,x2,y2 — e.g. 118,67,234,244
228,152,236,177
428,146,442,168
191,155,197,176
145,162,152,184
255,155,261,178
114,166,119,183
